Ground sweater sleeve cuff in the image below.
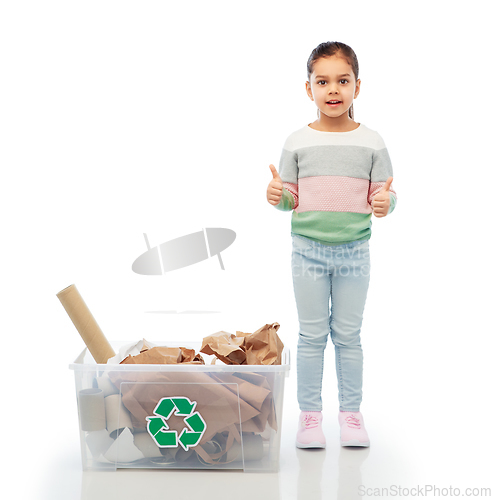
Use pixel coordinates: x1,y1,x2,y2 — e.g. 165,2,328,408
274,187,295,211
389,193,397,214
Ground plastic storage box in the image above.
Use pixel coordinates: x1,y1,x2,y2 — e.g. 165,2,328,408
70,342,290,472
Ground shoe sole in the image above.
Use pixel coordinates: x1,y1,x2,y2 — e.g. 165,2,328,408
296,441,326,449
340,439,370,447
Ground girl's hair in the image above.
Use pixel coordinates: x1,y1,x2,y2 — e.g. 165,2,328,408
307,41,359,120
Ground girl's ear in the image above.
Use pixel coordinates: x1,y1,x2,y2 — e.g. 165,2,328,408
305,81,314,101
354,79,361,99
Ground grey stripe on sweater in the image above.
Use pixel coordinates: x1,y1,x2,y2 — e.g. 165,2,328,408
277,124,393,184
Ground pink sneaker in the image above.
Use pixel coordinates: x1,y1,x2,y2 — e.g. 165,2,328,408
296,411,326,448
339,411,370,447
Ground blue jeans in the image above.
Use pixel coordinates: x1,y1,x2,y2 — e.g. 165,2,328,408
291,233,371,412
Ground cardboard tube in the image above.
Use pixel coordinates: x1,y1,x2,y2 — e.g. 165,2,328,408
175,447,196,463
79,388,106,431
196,438,225,466
105,394,133,439
95,373,119,397
57,284,115,363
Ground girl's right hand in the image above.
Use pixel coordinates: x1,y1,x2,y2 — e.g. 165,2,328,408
267,164,283,206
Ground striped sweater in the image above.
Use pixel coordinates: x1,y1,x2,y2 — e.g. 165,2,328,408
275,123,397,245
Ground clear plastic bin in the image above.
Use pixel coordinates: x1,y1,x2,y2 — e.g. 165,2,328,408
69,342,290,472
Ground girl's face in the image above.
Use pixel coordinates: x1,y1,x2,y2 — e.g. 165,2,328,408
306,56,361,123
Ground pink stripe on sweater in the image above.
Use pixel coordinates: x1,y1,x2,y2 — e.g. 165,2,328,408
297,176,372,214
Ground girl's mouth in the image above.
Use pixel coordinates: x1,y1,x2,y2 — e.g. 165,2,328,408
327,100,342,107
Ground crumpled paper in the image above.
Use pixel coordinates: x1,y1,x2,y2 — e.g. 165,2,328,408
121,346,204,365
199,331,246,365
107,338,156,364
200,322,283,365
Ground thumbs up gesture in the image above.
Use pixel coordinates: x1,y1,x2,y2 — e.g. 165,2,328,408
267,164,283,206
372,176,393,218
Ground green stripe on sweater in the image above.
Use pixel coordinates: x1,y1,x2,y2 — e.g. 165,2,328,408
291,211,373,245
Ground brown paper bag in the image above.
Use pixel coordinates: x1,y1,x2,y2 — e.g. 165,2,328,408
200,331,246,365
200,323,284,366
237,322,284,365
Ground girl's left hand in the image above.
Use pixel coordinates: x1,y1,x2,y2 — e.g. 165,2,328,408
372,177,393,218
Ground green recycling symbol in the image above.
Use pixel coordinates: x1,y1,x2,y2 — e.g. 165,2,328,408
146,397,207,451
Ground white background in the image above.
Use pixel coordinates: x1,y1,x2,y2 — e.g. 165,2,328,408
2,1,491,498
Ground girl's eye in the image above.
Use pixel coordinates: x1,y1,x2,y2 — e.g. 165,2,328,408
317,79,348,85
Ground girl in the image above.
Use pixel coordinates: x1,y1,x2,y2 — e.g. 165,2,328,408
266,41,396,448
